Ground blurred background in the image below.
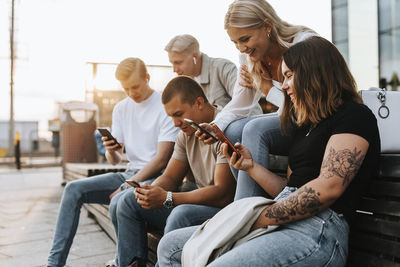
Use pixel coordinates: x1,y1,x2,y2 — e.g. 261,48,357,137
0,0,398,163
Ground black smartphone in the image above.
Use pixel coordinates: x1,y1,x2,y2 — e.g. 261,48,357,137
126,180,141,188
183,118,218,142
212,124,241,157
97,128,122,149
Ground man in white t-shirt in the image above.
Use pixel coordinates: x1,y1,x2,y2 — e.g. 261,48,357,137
47,58,179,267
109,76,236,267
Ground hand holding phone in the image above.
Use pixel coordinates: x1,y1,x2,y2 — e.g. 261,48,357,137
97,128,122,149
183,119,218,142
212,124,241,157
126,180,141,188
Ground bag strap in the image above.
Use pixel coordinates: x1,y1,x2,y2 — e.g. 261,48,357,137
376,88,390,119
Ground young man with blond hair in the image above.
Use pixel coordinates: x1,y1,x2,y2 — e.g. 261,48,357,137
47,57,178,267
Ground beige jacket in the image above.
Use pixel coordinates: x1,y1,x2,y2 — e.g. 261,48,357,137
181,197,278,267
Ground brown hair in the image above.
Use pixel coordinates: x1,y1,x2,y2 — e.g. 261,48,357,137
162,76,209,105
115,57,147,81
281,36,362,132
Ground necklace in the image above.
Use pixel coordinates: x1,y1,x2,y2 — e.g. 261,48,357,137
306,125,315,137
261,62,273,79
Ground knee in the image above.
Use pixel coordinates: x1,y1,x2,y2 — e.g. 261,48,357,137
242,117,279,147
165,206,191,234
116,189,139,218
157,231,181,265
242,119,263,138
63,180,83,200
224,119,247,143
109,195,119,220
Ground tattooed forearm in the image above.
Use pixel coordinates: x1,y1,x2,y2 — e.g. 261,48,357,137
321,147,365,186
264,186,323,223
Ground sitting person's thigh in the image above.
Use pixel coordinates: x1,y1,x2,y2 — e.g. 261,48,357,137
241,113,291,156
208,211,347,267
164,204,220,234
157,226,199,266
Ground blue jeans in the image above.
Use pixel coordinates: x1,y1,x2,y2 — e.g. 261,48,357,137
110,190,221,267
157,188,349,267
224,113,292,200
47,169,136,267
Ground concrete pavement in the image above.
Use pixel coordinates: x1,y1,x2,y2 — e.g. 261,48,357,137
0,166,116,267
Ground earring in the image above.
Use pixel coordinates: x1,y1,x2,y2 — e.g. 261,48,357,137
268,32,271,38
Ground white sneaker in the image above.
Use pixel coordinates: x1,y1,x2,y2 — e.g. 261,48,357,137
105,258,118,267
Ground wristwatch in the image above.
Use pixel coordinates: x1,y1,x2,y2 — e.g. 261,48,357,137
163,191,174,209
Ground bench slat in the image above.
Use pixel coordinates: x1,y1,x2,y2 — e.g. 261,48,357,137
379,154,400,178
358,198,400,217
366,180,400,197
84,204,117,243
349,233,400,259
352,213,400,238
347,249,400,267
148,232,162,265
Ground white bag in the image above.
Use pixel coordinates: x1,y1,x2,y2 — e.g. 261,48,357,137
360,87,400,153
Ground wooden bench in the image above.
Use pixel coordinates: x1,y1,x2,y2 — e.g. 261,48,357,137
347,154,400,266
65,154,400,266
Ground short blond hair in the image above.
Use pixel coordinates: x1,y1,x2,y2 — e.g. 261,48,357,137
115,57,147,81
164,34,200,55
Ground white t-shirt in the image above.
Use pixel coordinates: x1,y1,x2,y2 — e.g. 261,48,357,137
111,91,179,170
212,31,318,131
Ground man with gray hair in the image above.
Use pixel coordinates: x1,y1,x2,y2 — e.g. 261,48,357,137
165,34,262,113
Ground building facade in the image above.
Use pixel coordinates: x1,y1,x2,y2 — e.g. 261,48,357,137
332,0,399,91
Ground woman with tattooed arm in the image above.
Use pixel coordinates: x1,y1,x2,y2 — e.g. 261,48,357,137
157,37,380,266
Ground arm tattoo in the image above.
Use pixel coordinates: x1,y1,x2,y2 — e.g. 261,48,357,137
321,147,365,186
264,186,323,223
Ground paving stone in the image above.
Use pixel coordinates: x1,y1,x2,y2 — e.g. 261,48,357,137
0,166,116,267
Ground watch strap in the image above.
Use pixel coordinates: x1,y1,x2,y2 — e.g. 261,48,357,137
163,191,174,209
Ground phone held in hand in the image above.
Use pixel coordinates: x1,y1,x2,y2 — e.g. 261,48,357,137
212,124,241,157
126,180,141,188
183,118,218,142
97,128,122,149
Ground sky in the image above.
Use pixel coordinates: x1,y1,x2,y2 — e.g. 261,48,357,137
0,0,331,139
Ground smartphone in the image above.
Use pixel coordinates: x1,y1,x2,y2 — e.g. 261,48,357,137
212,124,241,157
126,180,141,188
183,118,218,142
97,128,122,149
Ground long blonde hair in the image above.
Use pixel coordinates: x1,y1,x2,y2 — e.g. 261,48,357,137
224,0,315,87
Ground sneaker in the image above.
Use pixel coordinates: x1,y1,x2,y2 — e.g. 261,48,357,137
105,258,118,267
